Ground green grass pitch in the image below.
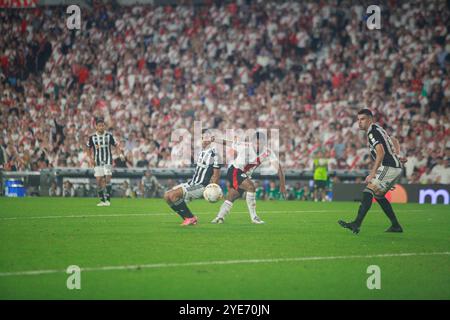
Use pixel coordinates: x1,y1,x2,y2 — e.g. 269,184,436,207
0,197,449,300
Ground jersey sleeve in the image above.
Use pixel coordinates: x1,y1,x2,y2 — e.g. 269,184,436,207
87,136,93,149
110,134,116,146
368,129,384,148
211,148,221,169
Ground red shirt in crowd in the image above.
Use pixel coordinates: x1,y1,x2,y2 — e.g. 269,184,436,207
174,67,183,80
332,73,344,89
228,3,238,15
288,33,298,46
78,67,89,84
138,58,145,72
151,97,160,108
21,18,27,34
411,78,422,92
0,55,8,70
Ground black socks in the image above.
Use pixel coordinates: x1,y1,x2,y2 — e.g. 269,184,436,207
354,189,374,226
354,189,401,228
98,188,106,202
98,185,111,202
106,184,112,201
376,196,401,227
170,200,194,219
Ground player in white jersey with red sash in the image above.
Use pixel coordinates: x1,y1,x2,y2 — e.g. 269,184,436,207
211,132,287,224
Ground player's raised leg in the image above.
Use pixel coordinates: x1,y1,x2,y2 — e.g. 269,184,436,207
164,185,197,226
338,184,375,234
212,166,240,223
212,187,240,224
212,175,263,224
212,131,285,224
240,178,264,224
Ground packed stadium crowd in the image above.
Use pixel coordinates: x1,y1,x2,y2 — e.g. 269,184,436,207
0,0,449,184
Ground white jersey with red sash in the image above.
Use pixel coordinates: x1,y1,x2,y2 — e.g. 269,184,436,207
230,141,278,178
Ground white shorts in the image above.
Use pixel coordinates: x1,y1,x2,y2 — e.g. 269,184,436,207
94,165,112,177
172,183,205,203
371,166,403,194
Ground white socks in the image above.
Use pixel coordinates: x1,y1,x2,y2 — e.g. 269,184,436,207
217,193,257,221
246,192,257,220
217,200,233,219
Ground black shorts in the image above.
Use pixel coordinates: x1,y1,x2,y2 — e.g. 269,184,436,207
227,165,248,195
314,180,327,190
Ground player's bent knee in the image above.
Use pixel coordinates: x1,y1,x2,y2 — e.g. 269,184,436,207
235,190,243,200
241,180,255,193
163,191,172,203
169,190,183,203
226,189,239,202
248,181,256,192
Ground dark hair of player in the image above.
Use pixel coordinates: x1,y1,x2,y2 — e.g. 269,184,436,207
201,128,209,135
357,109,373,118
95,117,105,124
201,129,215,144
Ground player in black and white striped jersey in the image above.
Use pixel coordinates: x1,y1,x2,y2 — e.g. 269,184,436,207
339,109,407,234
164,130,221,226
87,117,124,207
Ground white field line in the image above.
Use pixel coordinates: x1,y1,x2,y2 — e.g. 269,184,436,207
0,252,448,277
0,209,426,221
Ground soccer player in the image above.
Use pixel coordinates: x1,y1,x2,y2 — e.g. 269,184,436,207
87,117,124,207
211,132,287,224
313,151,329,202
164,130,221,226
338,109,406,234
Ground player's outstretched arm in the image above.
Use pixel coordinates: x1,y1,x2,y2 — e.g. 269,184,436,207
86,138,95,167
392,137,407,164
391,137,401,154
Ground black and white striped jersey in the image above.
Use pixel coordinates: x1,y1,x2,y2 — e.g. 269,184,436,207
367,123,401,168
189,147,221,186
87,132,116,166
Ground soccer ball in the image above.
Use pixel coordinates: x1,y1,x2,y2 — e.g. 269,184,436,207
203,183,223,203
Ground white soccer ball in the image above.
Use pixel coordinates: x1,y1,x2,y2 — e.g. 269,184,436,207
203,183,223,203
